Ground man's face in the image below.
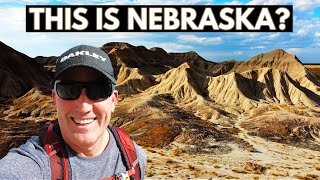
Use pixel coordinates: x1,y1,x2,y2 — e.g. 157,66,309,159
52,66,118,155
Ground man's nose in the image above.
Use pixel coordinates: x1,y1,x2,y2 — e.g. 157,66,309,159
75,89,92,111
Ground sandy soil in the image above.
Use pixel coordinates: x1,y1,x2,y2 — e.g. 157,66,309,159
144,115,320,179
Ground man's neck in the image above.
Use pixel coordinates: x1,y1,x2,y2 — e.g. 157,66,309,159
68,130,110,157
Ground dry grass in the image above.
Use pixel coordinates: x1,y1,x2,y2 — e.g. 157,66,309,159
188,164,195,170
232,162,267,175
173,164,181,169
232,168,248,174
0,120,47,159
172,149,181,156
269,171,289,177
158,171,167,175
165,158,174,164
220,175,240,179
294,173,320,180
146,171,155,177
146,148,156,153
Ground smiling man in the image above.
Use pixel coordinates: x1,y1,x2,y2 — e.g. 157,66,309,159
0,45,146,179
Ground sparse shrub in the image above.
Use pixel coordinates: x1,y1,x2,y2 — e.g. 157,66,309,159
173,164,181,169
159,171,167,175
232,162,267,175
172,149,181,156
221,175,240,179
306,174,319,179
244,162,267,174
188,164,195,170
209,170,218,177
232,168,247,174
165,158,174,164
294,174,320,180
286,166,293,169
269,171,288,177
147,148,157,153
315,166,320,171
146,172,155,177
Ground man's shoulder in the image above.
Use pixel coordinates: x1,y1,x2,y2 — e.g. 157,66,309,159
133,142,146,160
1,136,49,164
0,136,51,179
18,136,44,152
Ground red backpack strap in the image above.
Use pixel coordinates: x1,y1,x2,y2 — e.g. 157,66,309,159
39,122,69,180
108,126,141,180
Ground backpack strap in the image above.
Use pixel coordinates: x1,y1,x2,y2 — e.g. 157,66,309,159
39,122,69,180
108,126,141,180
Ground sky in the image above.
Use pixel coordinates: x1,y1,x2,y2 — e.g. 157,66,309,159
0,0,319,63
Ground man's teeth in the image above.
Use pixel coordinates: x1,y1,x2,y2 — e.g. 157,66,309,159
73,118,95,125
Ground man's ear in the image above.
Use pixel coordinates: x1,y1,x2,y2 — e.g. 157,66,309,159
111,90,118,112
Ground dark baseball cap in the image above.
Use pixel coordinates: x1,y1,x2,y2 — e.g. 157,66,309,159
54,45,116,84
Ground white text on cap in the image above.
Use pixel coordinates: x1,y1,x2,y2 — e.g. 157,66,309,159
60,50,107,63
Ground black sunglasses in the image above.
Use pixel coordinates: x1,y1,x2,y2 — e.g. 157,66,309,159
54,80,114,100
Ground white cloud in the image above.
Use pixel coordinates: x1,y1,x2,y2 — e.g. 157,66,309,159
286,47,302,54
247,0,320,12
315,32,320,37
250,46,266,49
0,6,154,57
234,51,243,55
0,7,25,31
178,35,222,44
240,32,282,44
292,18,320,37
268,33,281,39
225,1,243,5
246,0,291,5
146,42,193,52
293,0,320,12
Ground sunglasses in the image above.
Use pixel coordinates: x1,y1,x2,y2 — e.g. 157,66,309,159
54,80,114,100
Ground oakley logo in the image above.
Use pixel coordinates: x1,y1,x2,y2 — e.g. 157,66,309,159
60,51,107,63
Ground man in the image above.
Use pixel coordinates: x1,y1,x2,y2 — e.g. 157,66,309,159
0,45,146,179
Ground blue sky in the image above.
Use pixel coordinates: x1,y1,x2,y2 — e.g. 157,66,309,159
0,0,319,63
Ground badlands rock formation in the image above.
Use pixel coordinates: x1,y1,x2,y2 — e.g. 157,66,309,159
0,42,52,98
